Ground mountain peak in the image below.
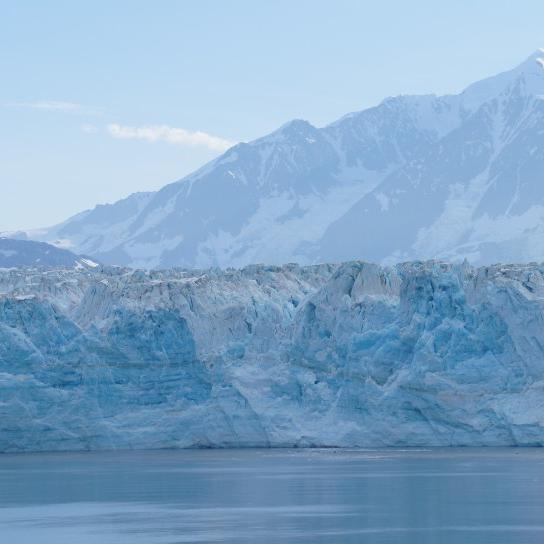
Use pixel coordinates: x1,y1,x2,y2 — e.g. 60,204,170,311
459,50,544,113
509,49,544,79
520,48,544,65
260,118,318,145
276,118,316,136
279,118,313,129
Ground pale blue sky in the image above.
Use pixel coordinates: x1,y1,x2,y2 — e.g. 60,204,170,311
1,0,544,231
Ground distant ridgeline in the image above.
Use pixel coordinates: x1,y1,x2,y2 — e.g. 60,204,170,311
0,237,98,269
1,261,544,451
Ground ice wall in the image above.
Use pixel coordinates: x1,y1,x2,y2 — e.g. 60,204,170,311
1,261,544,451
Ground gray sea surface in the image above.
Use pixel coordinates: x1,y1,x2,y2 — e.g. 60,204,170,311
0,448,543,543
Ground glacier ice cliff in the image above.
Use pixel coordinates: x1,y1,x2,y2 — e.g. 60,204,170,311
1,261,544,452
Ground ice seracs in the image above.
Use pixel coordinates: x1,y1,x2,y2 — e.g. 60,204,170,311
2,260,544,451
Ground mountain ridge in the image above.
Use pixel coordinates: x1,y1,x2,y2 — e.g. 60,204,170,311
0,237,99,269
18,50,544,269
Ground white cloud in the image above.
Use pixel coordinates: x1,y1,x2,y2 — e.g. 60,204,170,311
107,123,234,152
6,101,98,114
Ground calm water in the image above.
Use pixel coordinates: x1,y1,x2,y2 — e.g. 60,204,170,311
0,448,544,543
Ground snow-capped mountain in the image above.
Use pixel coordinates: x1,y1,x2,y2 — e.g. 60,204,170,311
0,237,99,269
3,260,544,451
28,51,544,268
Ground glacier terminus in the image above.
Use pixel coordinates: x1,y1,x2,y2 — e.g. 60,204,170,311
2,260,544,452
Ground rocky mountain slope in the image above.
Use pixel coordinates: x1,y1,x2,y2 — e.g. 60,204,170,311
2,260,544,451
24,51,544,268
0,237,98,269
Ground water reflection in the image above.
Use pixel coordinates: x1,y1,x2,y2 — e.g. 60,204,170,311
1,448,544,543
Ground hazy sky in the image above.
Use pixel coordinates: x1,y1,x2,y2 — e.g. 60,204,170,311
2,0,544,231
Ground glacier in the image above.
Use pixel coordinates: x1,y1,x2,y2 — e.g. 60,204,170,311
2,261,544,452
